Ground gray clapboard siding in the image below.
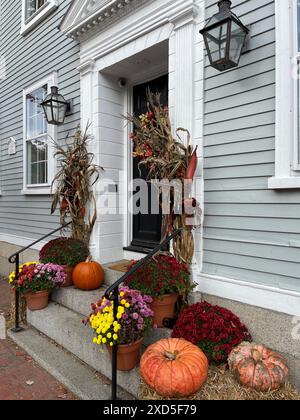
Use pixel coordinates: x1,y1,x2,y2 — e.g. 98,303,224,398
205,164,275,180
204,227,300,246
204,216,300,233
0,0,80,240
202,0,300,291
205,138,274,157
202,262,300,292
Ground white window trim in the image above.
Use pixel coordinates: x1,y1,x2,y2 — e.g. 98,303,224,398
269,0,300,189
21,0,59,36
22,73,57,195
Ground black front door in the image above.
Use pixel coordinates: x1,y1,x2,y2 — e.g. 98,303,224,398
130,75,168,252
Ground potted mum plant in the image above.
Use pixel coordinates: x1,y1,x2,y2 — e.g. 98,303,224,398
124,254,194,327
8,262,66,311
172,301,252,363
89,287,153,371
39,238,89,287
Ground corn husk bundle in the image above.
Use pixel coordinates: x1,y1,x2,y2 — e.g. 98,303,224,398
51,126,103,245
125,92,201,265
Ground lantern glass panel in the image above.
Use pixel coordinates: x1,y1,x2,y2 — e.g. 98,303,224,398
51,97,68,125
229,21,247,65
205,22,229,64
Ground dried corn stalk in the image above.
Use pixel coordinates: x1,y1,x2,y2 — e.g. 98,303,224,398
51,126,103,245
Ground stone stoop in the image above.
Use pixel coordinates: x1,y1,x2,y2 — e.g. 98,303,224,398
17,265,172,399
7,328,134,400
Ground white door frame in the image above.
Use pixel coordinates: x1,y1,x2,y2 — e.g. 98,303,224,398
77,0,204,267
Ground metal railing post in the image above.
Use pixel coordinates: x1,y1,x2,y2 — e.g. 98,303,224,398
111,285,119,400
11,254,23,333
8,222,72,334
104,228,183,400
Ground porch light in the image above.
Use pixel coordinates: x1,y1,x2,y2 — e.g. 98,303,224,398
41,86,72,126
200,0,249,72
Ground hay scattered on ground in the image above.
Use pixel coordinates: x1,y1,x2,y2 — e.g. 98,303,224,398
139,365,300,401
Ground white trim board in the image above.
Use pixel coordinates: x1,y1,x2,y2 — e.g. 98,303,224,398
195,271,300,317
0,233,47,252
270,0,300,189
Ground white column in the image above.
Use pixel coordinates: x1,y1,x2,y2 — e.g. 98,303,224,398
169,1,198,135
77,59,100,260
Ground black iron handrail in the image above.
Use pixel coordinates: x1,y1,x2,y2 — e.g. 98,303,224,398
104,228,183,400
8,222,72,333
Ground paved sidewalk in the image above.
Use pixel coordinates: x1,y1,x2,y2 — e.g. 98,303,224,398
0,279,77,400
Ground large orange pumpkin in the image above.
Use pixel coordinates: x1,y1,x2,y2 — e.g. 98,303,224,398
72,259,104,291
228,342,289,392
140,338,208,398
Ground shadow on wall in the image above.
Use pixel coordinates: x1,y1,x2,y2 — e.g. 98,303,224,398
0,242,39,277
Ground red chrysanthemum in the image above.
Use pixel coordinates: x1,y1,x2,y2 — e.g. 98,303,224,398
172,301,252,363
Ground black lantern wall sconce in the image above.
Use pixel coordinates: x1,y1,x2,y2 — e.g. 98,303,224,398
200,0,250,72
41,86,73,126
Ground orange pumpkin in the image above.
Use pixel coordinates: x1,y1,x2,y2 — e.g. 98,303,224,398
72,259,104,291
228,342,289,392
140,338,208,398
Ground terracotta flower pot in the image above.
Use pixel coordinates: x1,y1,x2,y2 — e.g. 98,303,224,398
25,290,49,311
151,294,178,328
107,338,144,371
61,265,74,287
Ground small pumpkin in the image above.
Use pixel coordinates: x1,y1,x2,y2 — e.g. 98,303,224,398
72,257,104,291
228,342,289,392
140,338,208,398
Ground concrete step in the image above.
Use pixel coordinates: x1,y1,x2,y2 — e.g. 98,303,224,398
51,286,173,345
51,286,105,318
7,328,134,400
103,264,124,287
27,302,141,397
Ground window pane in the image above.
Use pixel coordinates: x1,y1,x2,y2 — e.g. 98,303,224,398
26,85,47,139
38,162,47,185
26,0,45,20
27,137,48,185
30,163,38,185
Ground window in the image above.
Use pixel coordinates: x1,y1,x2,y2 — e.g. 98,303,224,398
23,75,57,194
25,0,46,20
21,0,58,36
26,85,48,186
269,0,300,189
